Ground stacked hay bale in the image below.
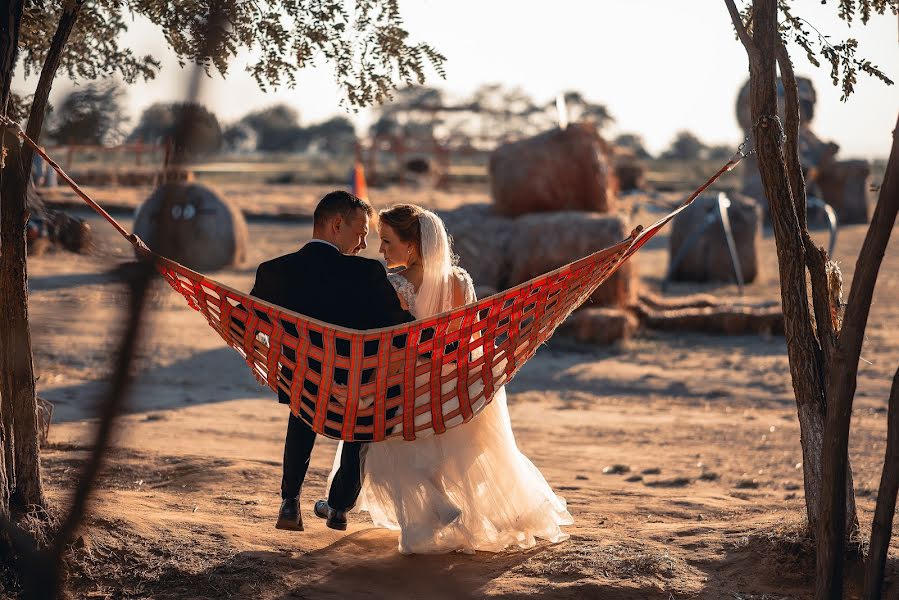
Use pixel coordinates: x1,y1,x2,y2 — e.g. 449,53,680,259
488,123,618,216
506,211,636,308
813,158,871,224
134,182,248,271
668,192,762,284
441,204,514,296
442,123,633,345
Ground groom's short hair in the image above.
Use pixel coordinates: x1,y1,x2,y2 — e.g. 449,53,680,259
313,191,373,229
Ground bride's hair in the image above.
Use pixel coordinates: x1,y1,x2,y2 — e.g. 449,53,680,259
379,204,457,318
378,204,423,255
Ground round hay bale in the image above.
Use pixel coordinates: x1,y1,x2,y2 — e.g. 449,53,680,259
559,307,639,345
488,123,618,217
814,159,871,224
439,204,515,289
506,212,636,308
668,192,761,284
134,182,248,271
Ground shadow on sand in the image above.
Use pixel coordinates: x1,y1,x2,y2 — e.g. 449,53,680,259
42,346,261,422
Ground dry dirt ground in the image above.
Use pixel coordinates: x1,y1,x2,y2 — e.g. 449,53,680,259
23,183,899,599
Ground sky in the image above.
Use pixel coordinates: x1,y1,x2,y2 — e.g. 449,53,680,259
15,1,899,159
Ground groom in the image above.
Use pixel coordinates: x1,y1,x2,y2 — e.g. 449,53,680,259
249,191,412,532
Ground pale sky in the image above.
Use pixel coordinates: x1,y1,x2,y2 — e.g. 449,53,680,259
16,1,899,158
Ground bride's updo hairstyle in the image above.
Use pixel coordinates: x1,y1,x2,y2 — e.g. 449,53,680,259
378,204,423,255
379,203,456,318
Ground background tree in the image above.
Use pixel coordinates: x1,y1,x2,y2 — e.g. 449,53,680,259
724,1,896,597
129,102,223,156
0,0,444,559
48,81,127,145
239,104,303,152
297,116,357,155
660,130,707,160
613,133,653,159
221,122,257,153
370,85,446,140
552,90,614,130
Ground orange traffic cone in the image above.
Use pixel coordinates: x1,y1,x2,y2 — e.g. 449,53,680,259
350,160,368,202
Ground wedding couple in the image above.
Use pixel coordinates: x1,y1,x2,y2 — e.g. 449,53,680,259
250,190,572,554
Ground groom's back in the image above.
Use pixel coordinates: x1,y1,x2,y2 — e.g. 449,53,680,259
251,241,405,331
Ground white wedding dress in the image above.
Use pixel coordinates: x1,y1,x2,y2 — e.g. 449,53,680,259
329,266,573,554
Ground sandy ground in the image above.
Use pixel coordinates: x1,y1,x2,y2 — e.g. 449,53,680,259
24,183,899,599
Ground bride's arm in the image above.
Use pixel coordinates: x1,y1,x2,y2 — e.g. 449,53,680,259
447,270,476,334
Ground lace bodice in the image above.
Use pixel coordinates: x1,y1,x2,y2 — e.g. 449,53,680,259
388,266,475,318
388,273,419,313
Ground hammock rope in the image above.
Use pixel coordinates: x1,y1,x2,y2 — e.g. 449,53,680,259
3,116,747,442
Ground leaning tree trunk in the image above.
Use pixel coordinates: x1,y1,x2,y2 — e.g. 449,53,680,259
818,115,899,599
864,365,899,600
0,0,27,535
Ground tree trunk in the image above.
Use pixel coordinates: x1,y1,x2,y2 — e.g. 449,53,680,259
864,366,899,600
0,132,45,512
819,115,899,599
747,0,833,534
777,35,860,542
1,0,84,515
0,0,28,522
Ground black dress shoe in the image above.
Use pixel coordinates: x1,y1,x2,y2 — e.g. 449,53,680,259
326,507,348,531
314,499,330,520
275,497,303,531
314,499,348,530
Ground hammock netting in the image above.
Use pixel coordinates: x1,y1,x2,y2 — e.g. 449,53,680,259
6,116,742,443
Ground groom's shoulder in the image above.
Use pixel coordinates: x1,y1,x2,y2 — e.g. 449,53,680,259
339,254,388,279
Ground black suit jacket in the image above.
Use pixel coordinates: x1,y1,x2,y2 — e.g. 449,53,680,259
249,241,412,408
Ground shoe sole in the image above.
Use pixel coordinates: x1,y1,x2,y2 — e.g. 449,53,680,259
275,519,304,531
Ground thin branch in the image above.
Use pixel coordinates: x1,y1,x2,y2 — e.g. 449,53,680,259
21,0,85,176
839,115,899,358
775,39,807,229
724,0,759,60
777,37,837,359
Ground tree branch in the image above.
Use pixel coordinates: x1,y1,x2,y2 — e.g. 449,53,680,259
818,112,899,599
724,0,759,60
863,364,899,600
776,36,836,360
839,114,899,362
776,38,807,229
21,0,85,175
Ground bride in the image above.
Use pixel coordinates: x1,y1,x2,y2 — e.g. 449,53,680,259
328,203,572,554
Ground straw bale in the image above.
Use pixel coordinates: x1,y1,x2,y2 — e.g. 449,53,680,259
134,182,248,271
488,123,618,217
506,211,636,308
668,193,761,284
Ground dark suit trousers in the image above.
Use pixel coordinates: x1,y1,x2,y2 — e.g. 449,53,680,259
281,412,365,511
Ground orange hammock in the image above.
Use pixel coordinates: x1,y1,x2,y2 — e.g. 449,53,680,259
7,117,745,442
